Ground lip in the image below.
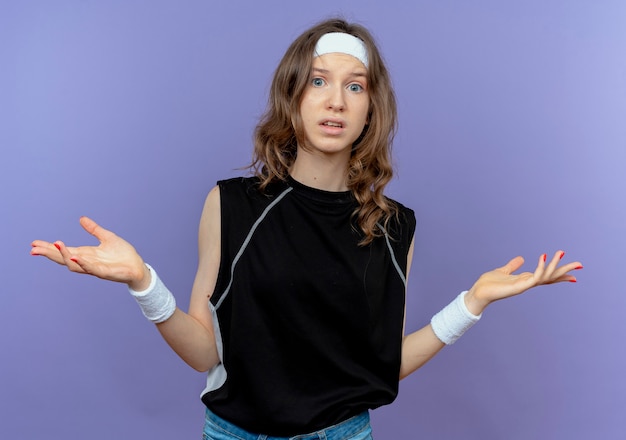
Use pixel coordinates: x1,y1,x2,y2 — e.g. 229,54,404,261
318,118,346,135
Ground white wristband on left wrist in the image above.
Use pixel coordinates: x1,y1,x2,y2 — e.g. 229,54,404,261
430,291,481,345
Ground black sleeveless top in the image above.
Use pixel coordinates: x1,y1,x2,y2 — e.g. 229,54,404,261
201,176,416,436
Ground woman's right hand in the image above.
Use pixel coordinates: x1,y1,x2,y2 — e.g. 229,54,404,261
31,216,151,291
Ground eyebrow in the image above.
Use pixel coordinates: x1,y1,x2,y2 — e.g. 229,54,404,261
311,67,367,79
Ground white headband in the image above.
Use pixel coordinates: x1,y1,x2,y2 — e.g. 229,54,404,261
314,32,369,68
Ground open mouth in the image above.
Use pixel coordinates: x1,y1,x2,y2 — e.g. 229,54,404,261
322,121,343,128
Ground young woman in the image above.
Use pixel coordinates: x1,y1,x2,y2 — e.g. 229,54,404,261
30,18,582,440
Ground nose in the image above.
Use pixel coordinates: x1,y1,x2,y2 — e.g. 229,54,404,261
327,86,345,112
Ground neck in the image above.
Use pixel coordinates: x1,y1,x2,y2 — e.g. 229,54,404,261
289,148,350,192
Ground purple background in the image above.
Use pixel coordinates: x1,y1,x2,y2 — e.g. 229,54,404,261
2,1,625,438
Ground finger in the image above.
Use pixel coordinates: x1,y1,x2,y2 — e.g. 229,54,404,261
66,253,92,275
30,240,64,264
54,241,72,264
31,239,50,248
79,216,113,242
54,241,86,273
531,253,548,283
549,273,577,284
550,261,583,282
536,253,547,271
30,240,54,254
498,256,524,275
545,250,565,274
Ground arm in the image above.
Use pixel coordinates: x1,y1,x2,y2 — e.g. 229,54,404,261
30,186,223,372
399,245,582,380
153,186,222,371
399,239,445,379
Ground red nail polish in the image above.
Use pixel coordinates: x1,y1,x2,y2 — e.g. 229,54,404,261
54,243,61,251
569,279,577,283
70,258,78,263
560,251,565,260
543,254,547,262
575,265,583,270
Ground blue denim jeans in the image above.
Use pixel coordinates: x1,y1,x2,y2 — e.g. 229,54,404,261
202,408,373,440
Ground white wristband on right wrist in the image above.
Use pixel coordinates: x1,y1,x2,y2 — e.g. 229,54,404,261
128,264,176,324
431,291,481,345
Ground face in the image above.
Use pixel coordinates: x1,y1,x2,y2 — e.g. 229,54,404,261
298,52,370,158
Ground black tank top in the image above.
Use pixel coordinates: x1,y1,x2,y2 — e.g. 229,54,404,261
201,176,416,436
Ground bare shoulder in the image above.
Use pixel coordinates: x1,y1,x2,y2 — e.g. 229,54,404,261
198,186,221,241
188,186,222,315
197,186,221,265
202,186,221,216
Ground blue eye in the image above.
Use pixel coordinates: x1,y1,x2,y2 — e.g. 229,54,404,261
311,77,325,87
348,83,363,92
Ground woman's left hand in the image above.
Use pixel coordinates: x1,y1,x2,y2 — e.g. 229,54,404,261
465,251,583,315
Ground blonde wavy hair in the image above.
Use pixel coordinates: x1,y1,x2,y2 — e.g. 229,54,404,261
250,18,398,245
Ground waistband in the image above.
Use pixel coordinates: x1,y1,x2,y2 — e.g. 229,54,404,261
204,407,371,439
